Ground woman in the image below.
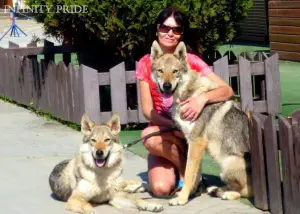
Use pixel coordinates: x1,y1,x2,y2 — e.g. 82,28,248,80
134,7,233,197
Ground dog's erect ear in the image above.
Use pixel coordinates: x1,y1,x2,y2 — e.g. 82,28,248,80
81,114,95,136
150,40,163,62
107,113,121,135
174,41,187,63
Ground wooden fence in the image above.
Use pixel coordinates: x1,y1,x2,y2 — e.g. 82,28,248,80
249,110,300,214
0,43,281,125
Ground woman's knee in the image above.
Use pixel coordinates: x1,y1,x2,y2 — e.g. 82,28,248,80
150,180,174,197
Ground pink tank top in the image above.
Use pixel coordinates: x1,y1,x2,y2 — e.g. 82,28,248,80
134,53,212,120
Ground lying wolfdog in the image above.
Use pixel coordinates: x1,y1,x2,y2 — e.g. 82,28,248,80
150,41,252,206
49,113,163,213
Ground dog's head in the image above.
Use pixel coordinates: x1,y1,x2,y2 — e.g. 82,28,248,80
150,40,188,96
80,113,122,169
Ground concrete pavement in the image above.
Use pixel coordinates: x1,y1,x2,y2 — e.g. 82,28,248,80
0,99,269,214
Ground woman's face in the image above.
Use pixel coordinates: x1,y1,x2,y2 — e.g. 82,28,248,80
157,15,183,53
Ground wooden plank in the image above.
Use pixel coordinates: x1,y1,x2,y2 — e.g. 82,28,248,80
228,62,265,77
278,115,294,214
100,112,112,125
14,56,22,104
271,50,300,61
269,9,300,18
213,56,229,84
0,55,4,95
75,66,84,124
290,109,300,123
7,54,15,100
40,59,50,113
136,61,148,123
269,17,300,27
127,110,139,123
248,113,269,210
67,64,75,122
269,34,300,44
64,63,72,122
80,65,101,125
9,41,19,48
264,53,281,114
47,61,56,116
126,70,137,84
57,61,67,120
271,42,300,52
269,1,300,9
264,115,283,214
291,119,300,213
238,57,253,113
269,26,300,35
110,62,128,125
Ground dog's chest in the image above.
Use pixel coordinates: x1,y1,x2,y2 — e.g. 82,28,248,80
172,104,195,137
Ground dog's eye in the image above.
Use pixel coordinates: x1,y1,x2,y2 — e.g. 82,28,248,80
104,138,110,143
157,69,163,74
91,139,96,143
173,70,179,74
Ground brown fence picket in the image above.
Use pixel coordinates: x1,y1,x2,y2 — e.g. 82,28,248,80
249,113,269,211
239,57,253,113
278,115,295,214
213,56,229,84
110,62,128,124
265,53,281,114
264,115,283,214
80,65,101,125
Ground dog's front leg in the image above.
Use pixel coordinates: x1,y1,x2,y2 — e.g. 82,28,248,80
114,179,148,193
65,192,95,214
169,137,208,206
65,181,96,214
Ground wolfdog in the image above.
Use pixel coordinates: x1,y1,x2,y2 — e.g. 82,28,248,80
150,40,252,206
49,113,163,213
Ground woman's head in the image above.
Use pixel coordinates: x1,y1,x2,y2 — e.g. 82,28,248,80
153,7,189,53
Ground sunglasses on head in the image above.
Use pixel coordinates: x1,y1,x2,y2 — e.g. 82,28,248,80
158,24,184,35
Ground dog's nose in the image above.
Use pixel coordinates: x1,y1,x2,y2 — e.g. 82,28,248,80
163,82,172,91
96,150,104,158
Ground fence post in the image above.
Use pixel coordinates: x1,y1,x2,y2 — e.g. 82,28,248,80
265,53,281,114
278,115,295,214
249,112,269,211
213,56,229,84
264,115,283,214
110,62,128,124
239,56,253,113
80,65,101,125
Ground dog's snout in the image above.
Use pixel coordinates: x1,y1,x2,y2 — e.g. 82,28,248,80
163,82,172,91
96,149,104,158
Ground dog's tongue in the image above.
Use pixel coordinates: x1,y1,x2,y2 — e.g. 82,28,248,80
96,159,105,167
163,92,173,108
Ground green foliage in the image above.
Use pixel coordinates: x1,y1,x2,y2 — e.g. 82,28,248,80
26,0,253,66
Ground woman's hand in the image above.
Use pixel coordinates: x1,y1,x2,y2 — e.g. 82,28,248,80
179,94,208,122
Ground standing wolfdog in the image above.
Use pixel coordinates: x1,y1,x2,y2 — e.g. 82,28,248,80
150,41,252,206
49,113,163,213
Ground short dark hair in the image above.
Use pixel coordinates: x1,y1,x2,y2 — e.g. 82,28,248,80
147,7,200,56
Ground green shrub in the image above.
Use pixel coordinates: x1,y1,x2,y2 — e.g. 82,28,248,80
26,0,253,68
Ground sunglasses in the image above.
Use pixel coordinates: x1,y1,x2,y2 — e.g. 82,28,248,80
157,24,184,35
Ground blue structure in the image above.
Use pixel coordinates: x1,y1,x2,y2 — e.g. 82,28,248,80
0,7,27,41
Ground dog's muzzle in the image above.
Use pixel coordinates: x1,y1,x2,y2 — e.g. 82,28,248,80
94,149,109,167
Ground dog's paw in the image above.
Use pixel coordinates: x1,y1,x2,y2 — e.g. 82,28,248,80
138,201,164,212
123,183,146,193
168,195,188,206
221,191,241,200
206,186,218,194
65,202,96,214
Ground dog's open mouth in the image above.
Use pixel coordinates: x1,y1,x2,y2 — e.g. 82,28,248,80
94,152,110,168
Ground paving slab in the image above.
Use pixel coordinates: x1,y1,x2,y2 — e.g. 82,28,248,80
0,100,269,214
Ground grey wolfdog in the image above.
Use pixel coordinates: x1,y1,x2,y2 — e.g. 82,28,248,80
150,40,252,206
49,113,163,214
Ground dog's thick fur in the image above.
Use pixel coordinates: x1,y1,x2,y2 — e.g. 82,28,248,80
150,41,252,206
49,113,163,213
